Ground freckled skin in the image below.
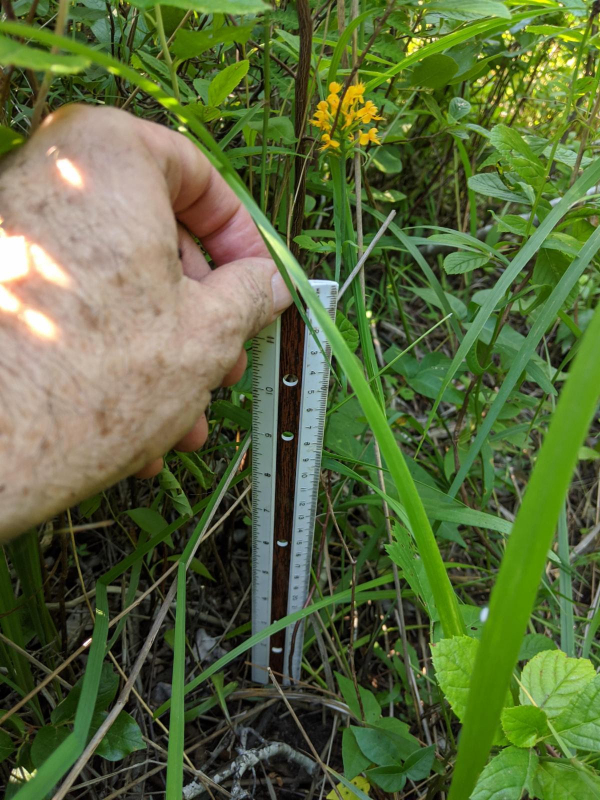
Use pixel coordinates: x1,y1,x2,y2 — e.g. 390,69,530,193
0,105,291,542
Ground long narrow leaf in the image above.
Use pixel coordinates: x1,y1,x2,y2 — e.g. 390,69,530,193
449,300,600,799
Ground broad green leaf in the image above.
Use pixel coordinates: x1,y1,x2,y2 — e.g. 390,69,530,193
91,711,145,761
208,60,249,107
0,729,15,764
534,249,579,306
352,718,419,766
554,675,600,751
471,747,538,800
0,124,24,156
247,114,296,143
501,705,549,748
518,634,557,662
403,745,435,781
366,764,406,792
443,251,489,275
386,351,464,405
432,635,478,721
0,35,89,73
426,1,511,21
126,508,169,535
336,311,359,354
335,673,381,724
532,761,600,800
490,125,546,192
130,0,266,10
449,97,471,120
342,728,372,781
492,213,530,237
411,54,458,88
171,23,253,60
519,651,595,719
370,147,403,174
468,174,531,204
51,663,118,725
31,726,70,768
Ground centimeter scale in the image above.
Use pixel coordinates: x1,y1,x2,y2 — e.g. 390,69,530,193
251,280,338,684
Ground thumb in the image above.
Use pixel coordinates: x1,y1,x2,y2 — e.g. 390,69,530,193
199,257,292,339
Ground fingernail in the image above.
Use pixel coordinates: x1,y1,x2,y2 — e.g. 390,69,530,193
271,272,292,315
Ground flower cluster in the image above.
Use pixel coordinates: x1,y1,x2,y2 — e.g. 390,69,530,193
310,81,383,152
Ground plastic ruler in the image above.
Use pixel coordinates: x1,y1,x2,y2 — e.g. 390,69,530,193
251,279,338,684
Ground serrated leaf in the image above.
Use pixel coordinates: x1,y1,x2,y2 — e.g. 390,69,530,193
208,60,249,107
431,635,478,721
501,705,549,748
335,673,381,723
0,35,89,73
519,650,595,719
336,311,359,354
411,54,458,88
171,23,253,60
432,635,511,744
533,760,600,800
51,663,118,724
426,0,510,21
471,747,538,800
554,675,600,751
518,633,557,661
468,174,531,204
30,725,70,768
342,728,372,780
443,251,489,275
0,729,15,764
90,711,145,761
366,764,406,792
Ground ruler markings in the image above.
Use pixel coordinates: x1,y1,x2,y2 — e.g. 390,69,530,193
251,280,338,684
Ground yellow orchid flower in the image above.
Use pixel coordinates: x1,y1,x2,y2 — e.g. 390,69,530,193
328,81,342,94
320,133,340,151
359,127,381,146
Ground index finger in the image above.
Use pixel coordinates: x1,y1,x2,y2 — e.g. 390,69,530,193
135,116,270,266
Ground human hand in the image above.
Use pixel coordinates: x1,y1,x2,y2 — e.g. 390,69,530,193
0,104,291,540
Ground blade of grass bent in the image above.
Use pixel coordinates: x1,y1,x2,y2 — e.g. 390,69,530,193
448,223,600,496
449,300,600,800
424,156,600,449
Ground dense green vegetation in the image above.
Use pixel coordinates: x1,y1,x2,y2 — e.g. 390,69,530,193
1,0,600,798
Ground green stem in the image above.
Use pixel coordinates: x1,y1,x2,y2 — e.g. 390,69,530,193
155,4,179,102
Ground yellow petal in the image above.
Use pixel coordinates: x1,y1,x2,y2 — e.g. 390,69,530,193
329,81,342,93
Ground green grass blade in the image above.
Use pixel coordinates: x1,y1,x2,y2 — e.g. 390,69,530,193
448,300,600,800
424,157,600,451
166,564,187,800
154,573,396,717
448,223,600,496
557,505,575,657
